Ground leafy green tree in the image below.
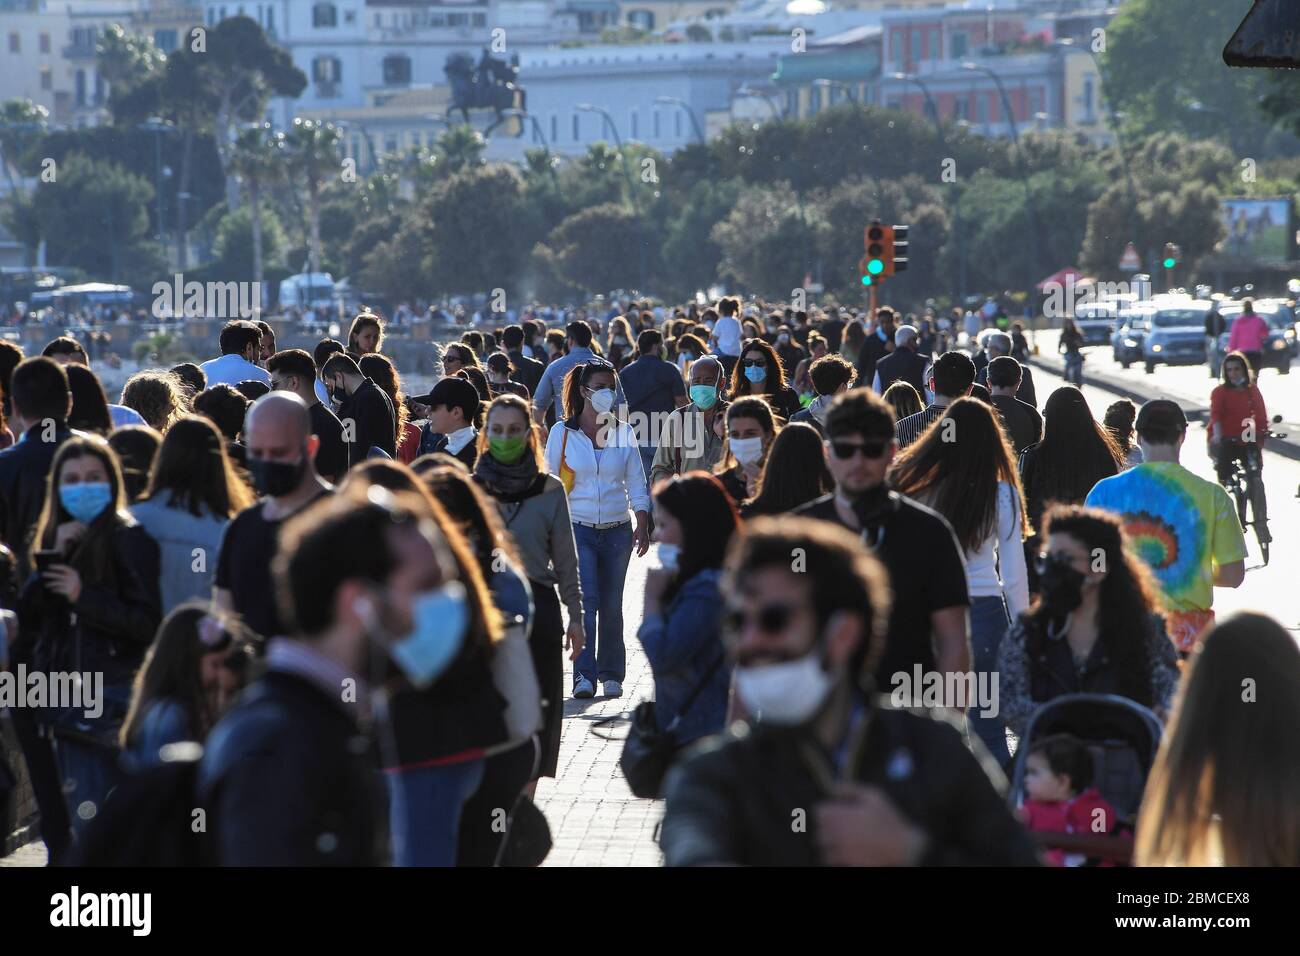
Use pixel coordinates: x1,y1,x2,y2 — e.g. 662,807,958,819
419,164,540,297
29,153,164,286
1103,0,1284,156
659,179,742,299
96,24,164,92
285,118,342,277
544,203,644,295
714,183,823,295
211,203,287,282
436,125,487,176
229,124,287,292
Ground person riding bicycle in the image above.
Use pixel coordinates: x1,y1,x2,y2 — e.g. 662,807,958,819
1209,351,1269,487
1226,299,1269,377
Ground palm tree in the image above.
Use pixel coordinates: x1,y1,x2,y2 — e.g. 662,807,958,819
285,117,341,276
229,124,285,308
436,124,486,175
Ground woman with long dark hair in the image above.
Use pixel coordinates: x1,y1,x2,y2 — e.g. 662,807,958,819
1103,399,1143,469
19,436,162,836
638,472,740,751
131,415,254,614
713,395,778,507
347,310,384,359
1019,386,1122,536
890,397,1029,764
882,379,923,422
120,603,253,766
359,353,421,464
546,359,650,700
472,394,583,787
743,421,832,517
66,364,113,435
728,338,801,421
998,505,1178,736
1136,611,1300,866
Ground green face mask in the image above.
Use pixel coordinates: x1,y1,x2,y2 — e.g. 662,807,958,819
689,383,719,410
489,435,529,464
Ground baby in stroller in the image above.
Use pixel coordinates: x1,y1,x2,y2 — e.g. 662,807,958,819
1020,733,1118,866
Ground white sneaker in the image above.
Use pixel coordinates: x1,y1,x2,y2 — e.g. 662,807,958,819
573,677,595,699
603,680,623,698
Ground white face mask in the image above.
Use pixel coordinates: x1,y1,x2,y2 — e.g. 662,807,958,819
730,435,765,466
657,542,680,571
588,387,615,414
734,650,832,726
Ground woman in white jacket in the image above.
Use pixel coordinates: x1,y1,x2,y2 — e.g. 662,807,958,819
889,397,1029,765
545,358,650,701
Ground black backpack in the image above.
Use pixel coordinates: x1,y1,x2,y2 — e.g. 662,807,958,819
65,745,207,867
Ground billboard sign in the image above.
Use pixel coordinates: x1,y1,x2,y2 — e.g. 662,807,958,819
1219,197,1294,264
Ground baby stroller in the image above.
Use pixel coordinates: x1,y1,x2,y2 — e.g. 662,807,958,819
1007,693,1163,866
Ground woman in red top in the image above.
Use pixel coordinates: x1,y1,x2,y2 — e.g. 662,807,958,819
1208,350,1268,484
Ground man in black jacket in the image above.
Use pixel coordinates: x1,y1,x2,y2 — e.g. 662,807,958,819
660,517,1038,867
502,324,544,397
320,353,397,463
854,308,896,388
413,376,481,468
268,348,348,484
870,324,928,394
975,332,1037,408
0,356,79,863
199,493,435,865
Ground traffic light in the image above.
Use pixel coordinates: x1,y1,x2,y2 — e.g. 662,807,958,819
863,220,886,285
889,224,909,276
1162,243,1180,270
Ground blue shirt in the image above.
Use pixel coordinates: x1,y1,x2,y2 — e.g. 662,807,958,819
531,347,627,417
200,353,271,388
109,404,147,429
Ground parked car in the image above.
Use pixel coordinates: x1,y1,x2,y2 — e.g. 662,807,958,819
1111,306,1154,368
1143,300,1215,373
1074,302,1120,346
1211,300,1296,376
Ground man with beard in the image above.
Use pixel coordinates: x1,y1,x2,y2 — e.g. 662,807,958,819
793,388,971,691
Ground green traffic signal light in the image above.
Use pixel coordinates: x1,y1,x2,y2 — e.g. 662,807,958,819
1163,257,1176,269
867,259,884,275
861,274,873,286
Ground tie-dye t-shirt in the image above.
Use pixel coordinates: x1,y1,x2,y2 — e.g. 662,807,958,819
1085,461,1247,613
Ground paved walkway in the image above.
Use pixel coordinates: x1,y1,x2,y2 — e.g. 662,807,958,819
2,549,664,868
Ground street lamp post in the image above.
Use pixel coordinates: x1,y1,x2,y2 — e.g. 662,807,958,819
961,61,1048,289
139,117,173,262
894,72,966,302
654,96,705,145
736,85,783,120
577,103,646,294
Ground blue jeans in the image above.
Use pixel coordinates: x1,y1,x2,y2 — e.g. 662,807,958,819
386,757,486,867
53,736,121,842
572,520,634,686
969,594,1011,766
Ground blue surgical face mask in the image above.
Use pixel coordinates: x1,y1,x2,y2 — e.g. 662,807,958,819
59,482,113,525
382,583,469,689
744,364,766,384
689,383,719,410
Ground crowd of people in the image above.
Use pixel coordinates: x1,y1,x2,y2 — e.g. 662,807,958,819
0,295,1295,869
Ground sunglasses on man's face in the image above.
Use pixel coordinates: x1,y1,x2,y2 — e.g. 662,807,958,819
741,358,768,369
724,601,799,635
828,438,890,460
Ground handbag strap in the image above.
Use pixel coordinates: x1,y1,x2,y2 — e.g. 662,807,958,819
662,647,727,734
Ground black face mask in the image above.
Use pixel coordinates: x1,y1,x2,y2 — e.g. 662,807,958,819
248,455,306,498
330,379,348,404
847,483,896,538
1036,554,1085,614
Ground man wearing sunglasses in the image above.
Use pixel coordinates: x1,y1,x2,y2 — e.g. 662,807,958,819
659,517,1036,866
794,389,972,699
